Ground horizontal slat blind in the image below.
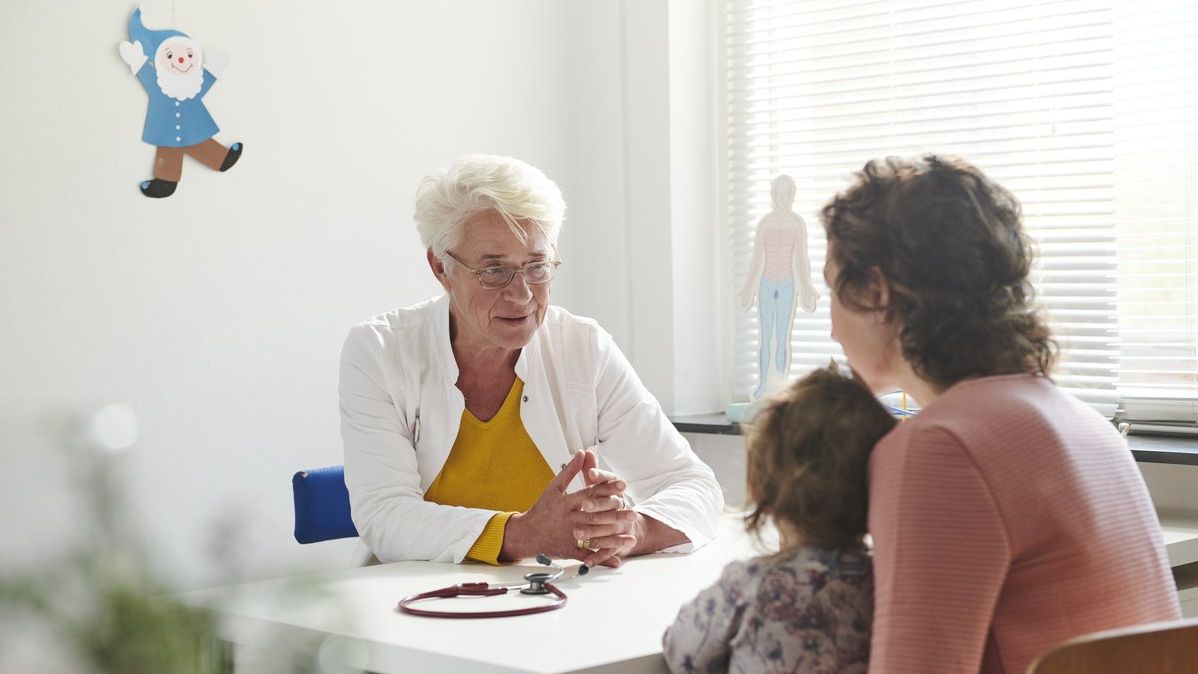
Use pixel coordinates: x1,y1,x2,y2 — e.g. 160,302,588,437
1111,1,1198,427
723,1,1198,421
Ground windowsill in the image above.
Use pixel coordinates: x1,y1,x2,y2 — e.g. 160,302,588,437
1126,434,1198,466
672,413,744,436
671,415,1198,466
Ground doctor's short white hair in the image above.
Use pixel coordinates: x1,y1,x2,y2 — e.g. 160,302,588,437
414,154,565,259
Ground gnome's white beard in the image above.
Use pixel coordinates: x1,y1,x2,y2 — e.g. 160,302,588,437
157,66,204,101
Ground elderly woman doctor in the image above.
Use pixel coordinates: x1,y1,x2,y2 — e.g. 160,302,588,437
340,154,723,568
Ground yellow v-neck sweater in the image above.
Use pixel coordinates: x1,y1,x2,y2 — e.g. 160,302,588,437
423,378,554,564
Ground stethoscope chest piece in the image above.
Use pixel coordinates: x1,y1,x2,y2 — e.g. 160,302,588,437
521,572,553,595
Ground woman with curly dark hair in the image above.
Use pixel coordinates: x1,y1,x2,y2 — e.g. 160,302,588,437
821,155,1179,674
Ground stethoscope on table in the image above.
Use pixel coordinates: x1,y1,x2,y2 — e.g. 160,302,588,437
397,554,590,619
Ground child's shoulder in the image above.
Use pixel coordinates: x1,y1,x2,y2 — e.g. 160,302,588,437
723,545,872,589
768,545,871,573
745,546,874,622
712,555,771,592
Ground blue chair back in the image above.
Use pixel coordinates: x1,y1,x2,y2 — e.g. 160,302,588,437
292,465,359,544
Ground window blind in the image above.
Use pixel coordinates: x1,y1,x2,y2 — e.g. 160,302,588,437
725,0,1198,423
1110,1,1198,428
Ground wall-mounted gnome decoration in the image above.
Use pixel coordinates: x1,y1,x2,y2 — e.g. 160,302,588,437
118,7,242,199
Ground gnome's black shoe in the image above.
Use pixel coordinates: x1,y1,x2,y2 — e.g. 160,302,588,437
219,142,243,172
140,178,177,198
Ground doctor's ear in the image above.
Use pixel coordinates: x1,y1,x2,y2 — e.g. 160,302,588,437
427,249,450,289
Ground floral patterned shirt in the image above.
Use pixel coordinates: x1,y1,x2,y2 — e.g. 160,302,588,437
662,546,872,674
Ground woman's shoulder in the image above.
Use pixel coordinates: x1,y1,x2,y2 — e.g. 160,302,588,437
933,372,1082,410
539,305,611,349
341,295,448,364
877,373,1117,469
346,296,444,339
360,295,443,328
917,373,1100,434
543,304,601,331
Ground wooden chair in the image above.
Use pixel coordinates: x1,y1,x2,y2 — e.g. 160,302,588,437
1027,619,1198,674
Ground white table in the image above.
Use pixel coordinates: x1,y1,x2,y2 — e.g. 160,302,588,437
177,514,773,674
178,513,1198,673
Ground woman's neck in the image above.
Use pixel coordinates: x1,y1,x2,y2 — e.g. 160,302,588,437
447,314,521,377
450,339,520,421
890,359,943,408
451,340,520,381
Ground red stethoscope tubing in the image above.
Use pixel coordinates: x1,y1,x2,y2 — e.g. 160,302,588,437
397,581,567,619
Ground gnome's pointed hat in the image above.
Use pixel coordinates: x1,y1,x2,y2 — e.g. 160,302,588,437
128,7,188,60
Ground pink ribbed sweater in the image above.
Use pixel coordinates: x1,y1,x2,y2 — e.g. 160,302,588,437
868,374,1180,674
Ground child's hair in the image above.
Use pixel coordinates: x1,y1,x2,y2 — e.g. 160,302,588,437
745,363,897,550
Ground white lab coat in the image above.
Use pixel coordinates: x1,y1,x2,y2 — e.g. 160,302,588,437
340,293,724,563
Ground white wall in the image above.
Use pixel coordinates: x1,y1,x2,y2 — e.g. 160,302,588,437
667,0,722,415
1,0,688,588
584,0,723,417
0,0,740,591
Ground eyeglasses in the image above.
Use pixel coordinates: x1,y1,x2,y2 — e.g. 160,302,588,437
444,250,562,289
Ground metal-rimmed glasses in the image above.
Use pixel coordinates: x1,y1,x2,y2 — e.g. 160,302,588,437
444,250,562,289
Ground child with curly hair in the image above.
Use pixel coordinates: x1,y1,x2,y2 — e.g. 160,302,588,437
663,364,896,674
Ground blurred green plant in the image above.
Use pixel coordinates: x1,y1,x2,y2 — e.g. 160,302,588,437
0,404,229,673
0,405,358,674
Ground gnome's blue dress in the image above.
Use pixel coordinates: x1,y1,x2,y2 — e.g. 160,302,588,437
135,65,219,148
